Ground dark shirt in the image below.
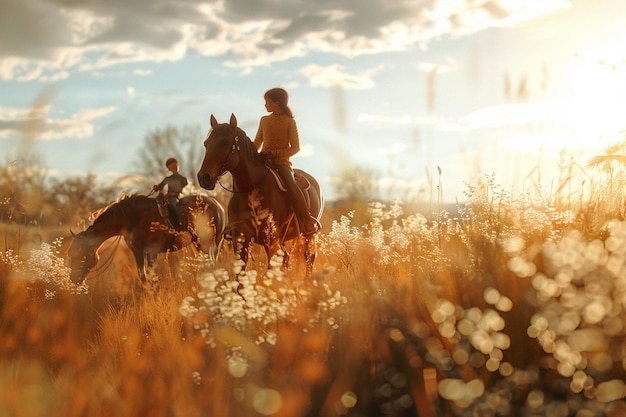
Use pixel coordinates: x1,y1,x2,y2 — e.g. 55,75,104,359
157,173,188,196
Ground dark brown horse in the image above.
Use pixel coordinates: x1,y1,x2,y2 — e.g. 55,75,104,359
197,114,324,276
68,193,226,284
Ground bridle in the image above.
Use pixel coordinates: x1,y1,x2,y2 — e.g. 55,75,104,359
213,132,240,193
207,128,271,194
71,233,121,283
92,235,122,276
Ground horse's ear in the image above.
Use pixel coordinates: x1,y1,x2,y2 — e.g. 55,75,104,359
229,113,237,129
210,114,218,128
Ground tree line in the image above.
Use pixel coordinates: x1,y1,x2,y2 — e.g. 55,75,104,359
1,123,398,230
0,125,230,229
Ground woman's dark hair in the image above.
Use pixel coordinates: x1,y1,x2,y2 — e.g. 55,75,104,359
264,87,294,118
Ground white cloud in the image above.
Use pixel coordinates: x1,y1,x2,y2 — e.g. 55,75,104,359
293,143,315,158
299,64,381,90
132,68,153,76
416,58,457,74
460,102,561,129
77,107,117,121
458,98,626,135
498,132,586,154
60,8,115,45
442,96,626,159
378,142,406,156
0,0,570,81
357,113,441,127
0,104,117,140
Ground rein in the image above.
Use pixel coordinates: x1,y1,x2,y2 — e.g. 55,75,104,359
92,235,123,277
213,133,238,193
215,134,272,194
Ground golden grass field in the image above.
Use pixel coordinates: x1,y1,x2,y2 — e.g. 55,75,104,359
1,180,626,417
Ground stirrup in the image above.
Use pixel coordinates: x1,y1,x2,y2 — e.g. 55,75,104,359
303,217,320,236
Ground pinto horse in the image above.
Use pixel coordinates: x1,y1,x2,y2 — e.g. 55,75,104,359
197,114,324,276
68,193,226,284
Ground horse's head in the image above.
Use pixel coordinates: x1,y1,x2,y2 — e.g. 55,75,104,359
68,231,98,284
198,113,241,190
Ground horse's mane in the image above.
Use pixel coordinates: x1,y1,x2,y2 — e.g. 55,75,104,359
89,191,149,224
235,126,265,166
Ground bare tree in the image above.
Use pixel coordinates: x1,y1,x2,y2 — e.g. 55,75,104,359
47,174,118,227
133,124,232,207
0,154,48,225
334,163,382,203
133,124,206,187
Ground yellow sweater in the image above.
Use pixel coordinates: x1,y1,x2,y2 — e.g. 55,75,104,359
253,114,300,167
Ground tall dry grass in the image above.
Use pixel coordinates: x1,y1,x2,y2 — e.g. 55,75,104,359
1,170,626,417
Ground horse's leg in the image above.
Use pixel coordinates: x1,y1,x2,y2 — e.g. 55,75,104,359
280,242,290,270
141,250,161,291
125,237,147,283
129,235,160,288
263,237,286,271
231,232,251,269
131,250,147,282
210,235,222,263
304,235,317,277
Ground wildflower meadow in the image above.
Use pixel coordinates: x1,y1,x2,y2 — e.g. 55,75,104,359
1,172,625,417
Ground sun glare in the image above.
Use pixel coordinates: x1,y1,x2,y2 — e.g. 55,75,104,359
498,32,626,158
564,31,626,147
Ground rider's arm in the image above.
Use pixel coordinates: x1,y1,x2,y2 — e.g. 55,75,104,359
153,178,165,191
274,119,300,159
253,117,265,151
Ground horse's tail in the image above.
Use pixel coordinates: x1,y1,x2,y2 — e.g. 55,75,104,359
295,169,324,221
181,194,227,260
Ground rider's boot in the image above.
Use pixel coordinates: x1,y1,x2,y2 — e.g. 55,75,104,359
291,197,319,236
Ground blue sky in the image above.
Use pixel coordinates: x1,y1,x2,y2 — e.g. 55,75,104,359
2,0,626,202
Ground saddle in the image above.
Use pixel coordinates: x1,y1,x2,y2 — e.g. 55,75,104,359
155,194,187,230
268,167,312,209
267,168,310,192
